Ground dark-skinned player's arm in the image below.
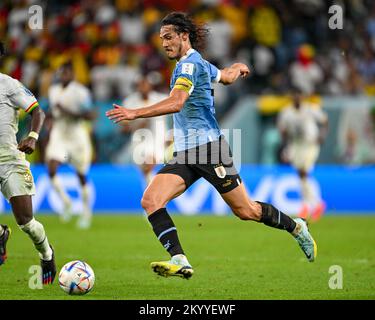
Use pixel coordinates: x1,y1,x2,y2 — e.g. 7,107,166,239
219,63,250,85
106,88,189,124
6,82,45,154
18,106,46,154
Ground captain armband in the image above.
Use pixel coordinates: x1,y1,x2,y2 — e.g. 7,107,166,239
173,77,194,94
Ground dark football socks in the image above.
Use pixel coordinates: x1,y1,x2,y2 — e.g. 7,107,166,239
257,201,297,233
148,208,185,257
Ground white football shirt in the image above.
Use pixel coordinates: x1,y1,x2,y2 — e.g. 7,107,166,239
48,81,92,135
0,73,39,163
278,103,327,144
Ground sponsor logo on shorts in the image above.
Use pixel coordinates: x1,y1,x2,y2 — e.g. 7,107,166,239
222,179,232,188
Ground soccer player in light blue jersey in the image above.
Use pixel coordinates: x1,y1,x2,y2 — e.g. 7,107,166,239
107,12,317,279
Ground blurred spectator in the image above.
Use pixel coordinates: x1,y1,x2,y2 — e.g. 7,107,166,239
357,47,375,93
289,44,323,95
113,73,169,173
91,57,140,101
205,7,233,65
337,106,375,165
4,0,375,164
249,3,281,48
3,1,375,99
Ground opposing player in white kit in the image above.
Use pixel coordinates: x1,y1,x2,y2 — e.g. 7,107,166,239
278,90,328,221
120,75,168,185
45,62,95,229
0,42,56,284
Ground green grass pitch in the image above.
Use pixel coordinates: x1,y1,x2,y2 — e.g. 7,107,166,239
0,214,374,300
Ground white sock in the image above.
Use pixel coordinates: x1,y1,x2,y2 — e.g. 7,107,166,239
301,177,316,207
19,218,53,261
0,225,4,237
81,184,92,220
51,176,71,206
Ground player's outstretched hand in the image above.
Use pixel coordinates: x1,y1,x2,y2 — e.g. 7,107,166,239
18,137,36,154
106,104,137,124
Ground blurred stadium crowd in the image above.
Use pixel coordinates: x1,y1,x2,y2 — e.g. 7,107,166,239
1,0,375,164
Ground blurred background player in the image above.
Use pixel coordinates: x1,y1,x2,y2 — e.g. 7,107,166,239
115,74,169,186
278,89,328,221
45,62,96,229
0,42,56,284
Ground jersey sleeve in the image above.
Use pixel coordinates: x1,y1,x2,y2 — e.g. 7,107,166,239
173,62,197,95
208,62,221,83
7,79,39,113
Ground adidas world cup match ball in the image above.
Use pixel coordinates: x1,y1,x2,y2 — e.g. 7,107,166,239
58,260,95,295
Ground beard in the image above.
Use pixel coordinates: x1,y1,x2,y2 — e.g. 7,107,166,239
166,43,183,60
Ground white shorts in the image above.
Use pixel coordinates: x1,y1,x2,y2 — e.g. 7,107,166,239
288,142,320,172
0,161,35,201
46,126,92,174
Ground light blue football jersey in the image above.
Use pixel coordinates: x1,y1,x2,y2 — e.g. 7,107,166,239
170,49,222,151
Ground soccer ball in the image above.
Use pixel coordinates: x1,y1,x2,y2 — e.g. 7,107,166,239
58,260,95,295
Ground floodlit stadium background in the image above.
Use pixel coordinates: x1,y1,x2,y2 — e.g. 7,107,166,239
1,0,374,215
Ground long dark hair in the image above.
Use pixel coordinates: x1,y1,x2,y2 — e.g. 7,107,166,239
161,12,209,51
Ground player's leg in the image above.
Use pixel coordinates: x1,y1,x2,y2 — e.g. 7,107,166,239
71,134,93,229
298,169,311,219
220,183,317,262
10,195,56,284
76,172,92,229
200,138,316,262
221,183,294,228
46,127,72,220
0,166,11,265
47,159,72,221
0,222,11,266
142,168,198,279
296,144,325,221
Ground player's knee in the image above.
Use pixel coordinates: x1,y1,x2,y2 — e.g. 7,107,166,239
141,192,163,214
15,214,33,226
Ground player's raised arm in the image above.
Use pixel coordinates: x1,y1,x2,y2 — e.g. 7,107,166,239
106,88,189,124
219,63,250,85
